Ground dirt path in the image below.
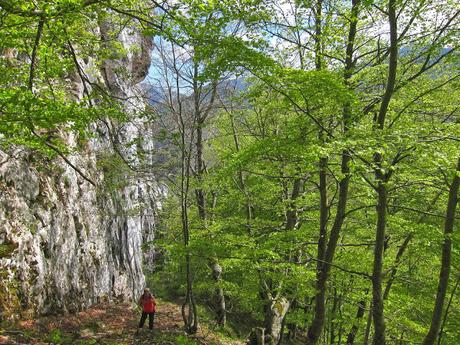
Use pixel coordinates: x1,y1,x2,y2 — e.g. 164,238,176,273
0,300,243,345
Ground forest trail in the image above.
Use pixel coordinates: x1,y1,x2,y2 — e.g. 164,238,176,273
0,299,243,345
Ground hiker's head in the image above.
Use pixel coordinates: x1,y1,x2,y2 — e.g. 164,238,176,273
143,288,151,296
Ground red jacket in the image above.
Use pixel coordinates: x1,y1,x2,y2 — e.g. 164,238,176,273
140,294,156,313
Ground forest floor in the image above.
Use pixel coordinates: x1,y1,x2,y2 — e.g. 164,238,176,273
0,299,244,345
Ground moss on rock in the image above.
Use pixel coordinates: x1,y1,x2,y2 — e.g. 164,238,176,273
0,274,21,323
0,243,17,258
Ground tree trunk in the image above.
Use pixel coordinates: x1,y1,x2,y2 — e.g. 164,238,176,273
346,298,367,344
248,328,265,345
371,177,387,345
211,260,226,326
382,233,412,300
307,151,351,344
363,303,372,345
195,121,207,221
384,191,442,300
193,78,226,326
179,108,198,334
286,178,302,230
182,252,198,334
371,1,398,343
181,179,198,334
329,287,339,345
437,272,460,345
308,155,329,342
307,0,329,329
422,157,460,345
264,298,290,345
307,0,359,341
229,108,253,228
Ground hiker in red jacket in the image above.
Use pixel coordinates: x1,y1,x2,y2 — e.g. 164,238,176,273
137,288,156,332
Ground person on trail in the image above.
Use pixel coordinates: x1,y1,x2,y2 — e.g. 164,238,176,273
137,288,156,333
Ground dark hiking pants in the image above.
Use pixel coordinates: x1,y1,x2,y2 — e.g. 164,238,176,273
138,311,155,329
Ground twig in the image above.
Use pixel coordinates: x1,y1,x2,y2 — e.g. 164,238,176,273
28,17,45,91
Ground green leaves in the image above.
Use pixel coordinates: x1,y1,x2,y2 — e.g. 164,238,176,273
0,0,136,154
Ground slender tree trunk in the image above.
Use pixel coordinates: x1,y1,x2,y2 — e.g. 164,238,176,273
346,298,367,344
318,157,328,266
353,230,409,344
329,287,339,345
249,328,265,345
359,233,410,344
308,155,329,342
363,303,372,345
384,191,442,300
183,252,198,333
180,136,198,334
195,120,206,220
313,0,323,71
422,157,460,345
382,234,412,300
196,120,226,326
308,1,328,342
176,58,199,333
371,1,398,343
356,192,438,340
437,272,460,345
308,150,352,344
371,178,387,345
286,178,302,230
308,153,351,345
193,76,226,326
307,0,359,341
229,109,253,227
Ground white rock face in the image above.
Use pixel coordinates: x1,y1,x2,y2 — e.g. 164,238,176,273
0,25,156,319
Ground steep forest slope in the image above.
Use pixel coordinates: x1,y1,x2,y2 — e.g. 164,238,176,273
1,1,460,344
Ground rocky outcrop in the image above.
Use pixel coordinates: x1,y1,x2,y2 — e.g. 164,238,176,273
0,25,157,320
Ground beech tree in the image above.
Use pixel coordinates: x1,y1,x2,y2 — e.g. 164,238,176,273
5,1,458,344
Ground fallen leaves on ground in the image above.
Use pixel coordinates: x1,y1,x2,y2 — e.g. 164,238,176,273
0,300,243,345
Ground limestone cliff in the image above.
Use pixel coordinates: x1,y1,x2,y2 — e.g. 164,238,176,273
0,25,156,320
